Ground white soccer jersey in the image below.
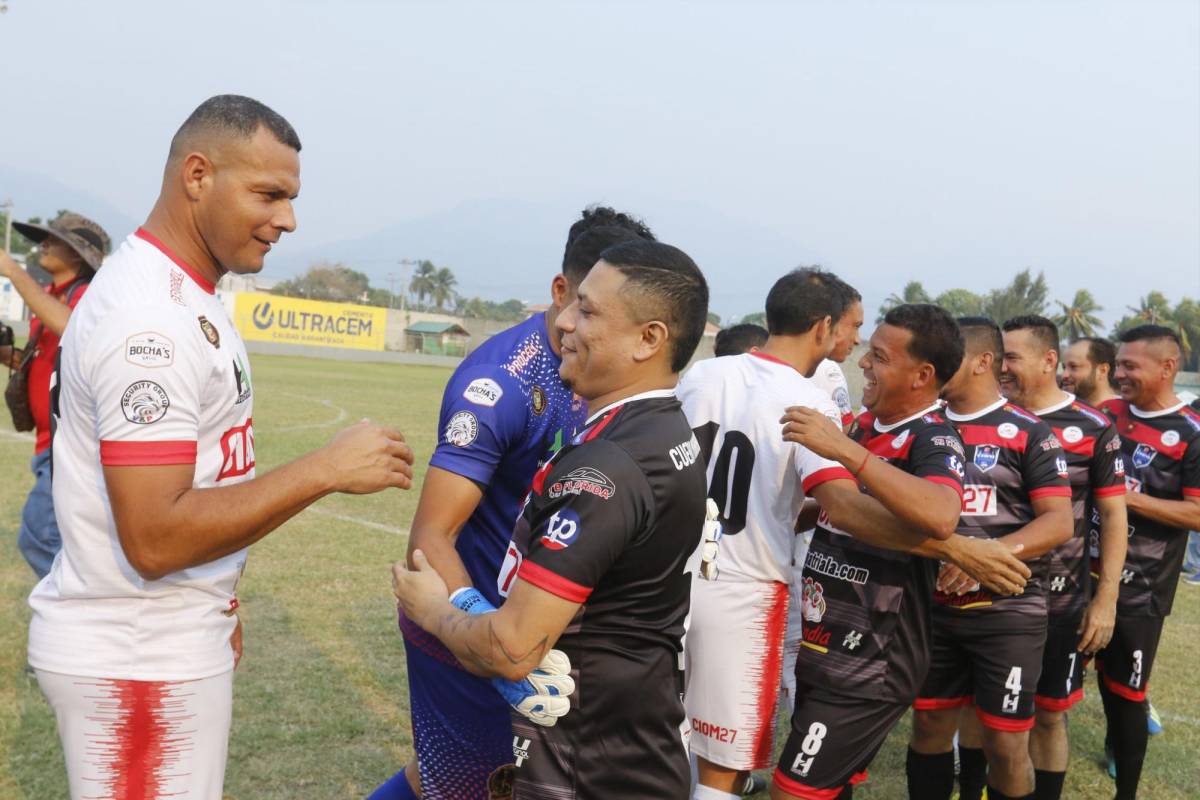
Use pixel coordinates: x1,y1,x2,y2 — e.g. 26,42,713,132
28,229,255,682
677,352,852,583
810,358,853,427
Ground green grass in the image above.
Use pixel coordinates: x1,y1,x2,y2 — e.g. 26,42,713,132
2,353,1198,798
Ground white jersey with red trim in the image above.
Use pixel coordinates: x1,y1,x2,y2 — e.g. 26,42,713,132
810,358,854,428
678,353,852,584
28,229,255,682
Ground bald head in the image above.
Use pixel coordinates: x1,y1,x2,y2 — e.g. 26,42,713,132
168,94,301,168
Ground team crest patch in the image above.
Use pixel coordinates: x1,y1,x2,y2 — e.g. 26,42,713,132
540,509,581,550
531,385,547,416
548,467,615,500
801,577,827,623
1132,443,1157,469
446,410,479,447
973,444,999,472
121,381,170,424
463,378,503,407
198,316,220,348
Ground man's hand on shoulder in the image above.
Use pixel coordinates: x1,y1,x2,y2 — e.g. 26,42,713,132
780,405,854,463
322,420,415,494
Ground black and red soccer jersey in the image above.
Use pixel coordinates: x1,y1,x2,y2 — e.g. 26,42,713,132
1034,395,1126,621
499,389,708,799
938,399,1072,614
1102,399,1200,617
795,404,966,704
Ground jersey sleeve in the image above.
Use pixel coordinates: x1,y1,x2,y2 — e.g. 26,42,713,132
909,424,966,497
86,306,207,466
1090,425,1127,498
1183,435,1200,499
1024,422,1072,500
516,442,654,603
428,364,528,486
823,362,854,426
793,394,855,494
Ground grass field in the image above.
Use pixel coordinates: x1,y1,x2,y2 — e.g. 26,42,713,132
2,352,1198,799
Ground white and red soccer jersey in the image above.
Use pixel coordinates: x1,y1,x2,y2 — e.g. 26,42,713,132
678,352,852,584
28,228,255,682
810,358,854,428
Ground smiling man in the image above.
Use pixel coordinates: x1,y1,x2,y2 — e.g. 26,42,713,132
28,95,415,800
395,240,711,800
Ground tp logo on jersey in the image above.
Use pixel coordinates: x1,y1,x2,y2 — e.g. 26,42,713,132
445,411,479,447
541,509,581,550
1113,457,1125,477
946,453,966,480
973,445,999,472
1132,443,1157,469
121,381,170,424
1055,456,1069,477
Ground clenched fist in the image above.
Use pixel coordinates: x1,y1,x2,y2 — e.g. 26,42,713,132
323,420,415,494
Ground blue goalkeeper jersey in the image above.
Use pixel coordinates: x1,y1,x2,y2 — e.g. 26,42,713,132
428,312,587,607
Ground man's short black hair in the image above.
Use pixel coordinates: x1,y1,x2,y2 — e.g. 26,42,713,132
170,94,301,158
1119,324,1182,349
598,240,708,373
714,324,768,357
765,268,851,336
562,206,655,282
563,224,655,283
1074,336,1118,389
882,304,964,386
957,316,1004,379
1002,314,1060,357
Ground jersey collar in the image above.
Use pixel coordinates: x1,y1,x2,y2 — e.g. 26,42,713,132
135,227,217,295
1131,400,1185,418
1033,392,1075,415
586,388,675,425
945,396,1007,423
874,401,944,433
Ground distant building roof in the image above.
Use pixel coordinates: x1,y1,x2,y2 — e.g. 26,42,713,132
406,321,471,335
704,321,721,336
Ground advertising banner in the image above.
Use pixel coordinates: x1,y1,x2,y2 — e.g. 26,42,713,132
233,294,387,351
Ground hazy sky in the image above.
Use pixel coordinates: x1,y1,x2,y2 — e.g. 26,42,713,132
2,0,1198,323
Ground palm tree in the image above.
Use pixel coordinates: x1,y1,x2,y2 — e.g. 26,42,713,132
1126,291,1172,326
431,267,458,310
877,281,932,322
1173,299,1200,370
1052,290,1103,340
409,260,437,308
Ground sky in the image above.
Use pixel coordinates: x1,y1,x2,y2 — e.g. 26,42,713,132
2,0,1198,324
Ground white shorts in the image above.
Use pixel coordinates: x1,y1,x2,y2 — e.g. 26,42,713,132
36,668,233,800
781,531,813,711
685,577,790,771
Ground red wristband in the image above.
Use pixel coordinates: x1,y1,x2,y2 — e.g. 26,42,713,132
851,451,872,477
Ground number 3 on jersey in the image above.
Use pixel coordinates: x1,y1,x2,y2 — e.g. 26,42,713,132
693,422,755,535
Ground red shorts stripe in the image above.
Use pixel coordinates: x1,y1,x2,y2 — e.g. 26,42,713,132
1102,673,1148,702
1034,687,1084,712
750,581,791,768
976,706,1035,732
773,768,867,799
913,696,973,711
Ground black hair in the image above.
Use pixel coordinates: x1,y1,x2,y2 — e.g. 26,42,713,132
714,323,768,357
882,304,964,386
957,316,1003,380
764,268,851,336
597,240,708,373
1119,324,1182,349
170,94,301,158
1002,314,1060,357
563,224,655,283
561,206,655,282
1073,336,1118,390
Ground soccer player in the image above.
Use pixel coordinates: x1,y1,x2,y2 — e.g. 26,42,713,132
1000,316,1128,800
771,304,1033,800
1061,336,1121,412
1094,325,1200,800
907,317,1074,800
375,209,655,800
714,322,768,357
394,240,711,800
27,95,416,800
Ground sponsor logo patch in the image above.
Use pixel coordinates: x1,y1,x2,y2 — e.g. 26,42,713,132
1062,425,1083,444
1113,456,1125,476
946,454,966,480
973,444,999,472
531,384,547,416
198,315,220,348
125,332,175,368
1162,430,1181,447
997,422,1019,439
548,467,616,500
1132,443,1157,469
1055,456,1070,477
800,577,826,623
217,419,255,480
233,355,252,404
892,428,910,450
540,509,581,550
463,378,503,407
120,381,170,424
805,550,870,584
446,410,479,447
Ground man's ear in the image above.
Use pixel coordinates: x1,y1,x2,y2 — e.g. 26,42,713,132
975,351,994,376
181,152,214,202
913,362,936,392
814,315,833,347
633,320,670,365
549,274,571,310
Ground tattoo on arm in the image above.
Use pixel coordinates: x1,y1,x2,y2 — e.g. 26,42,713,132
436,610,549,677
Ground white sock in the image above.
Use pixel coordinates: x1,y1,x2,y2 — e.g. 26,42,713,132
693,782,740,800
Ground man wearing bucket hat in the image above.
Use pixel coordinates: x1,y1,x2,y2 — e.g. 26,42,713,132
0,211,110,577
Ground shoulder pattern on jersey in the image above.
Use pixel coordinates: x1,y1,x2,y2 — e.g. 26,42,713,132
1069,400,1111,430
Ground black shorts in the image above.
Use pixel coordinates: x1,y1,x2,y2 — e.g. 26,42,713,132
1034,620,1087,711
774,684,906,798
914,609,1047,732
1095,614,1165,703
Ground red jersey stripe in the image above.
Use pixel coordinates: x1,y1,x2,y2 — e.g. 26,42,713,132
1029,486,1072,499
99,440,198,466
135,228,216,294
801,466,855,494
955,423,1030,452
517,560,591,603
